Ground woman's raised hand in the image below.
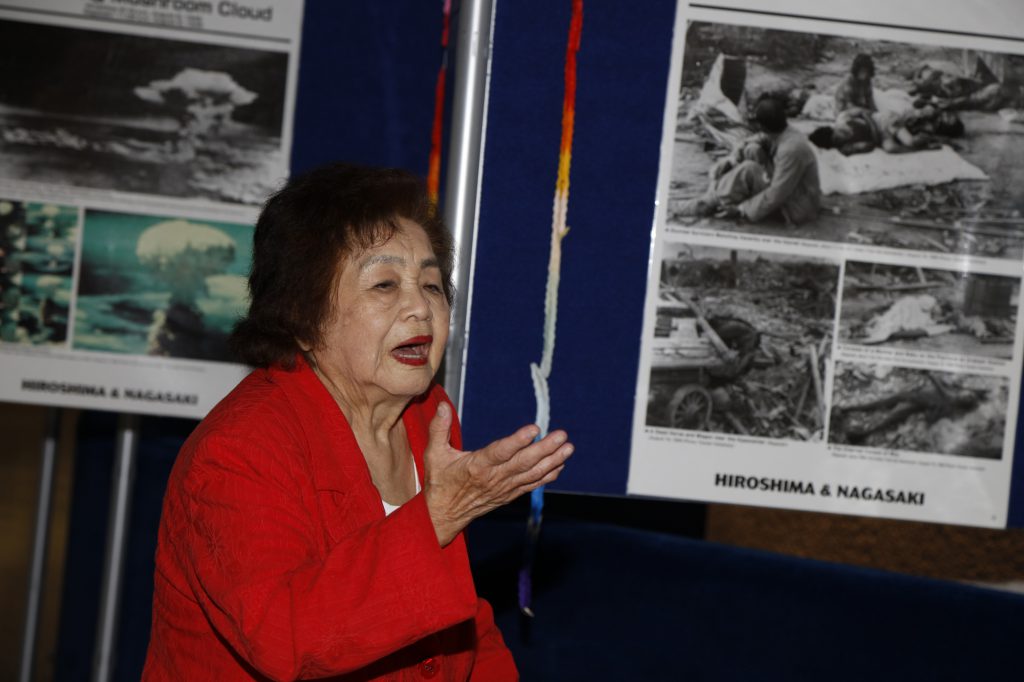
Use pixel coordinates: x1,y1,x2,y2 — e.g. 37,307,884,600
423,402,573,546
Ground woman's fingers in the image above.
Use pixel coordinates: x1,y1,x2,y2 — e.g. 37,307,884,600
536,463,567,488
512,442,573,488
479,428,572,492
425,424,572,540
506,430,570,472
509,463,568,501
483,424,542,463
472,428,572,492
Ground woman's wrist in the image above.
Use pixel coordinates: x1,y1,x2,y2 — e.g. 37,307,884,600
424,489,464,547
429,514,462,547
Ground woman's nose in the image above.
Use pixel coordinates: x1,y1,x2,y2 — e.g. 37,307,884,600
401,284,431,320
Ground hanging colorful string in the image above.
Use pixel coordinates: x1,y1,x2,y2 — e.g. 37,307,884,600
427,0,452,204
520,0,583,617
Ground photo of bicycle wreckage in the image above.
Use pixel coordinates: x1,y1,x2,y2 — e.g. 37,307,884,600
644,244,838,441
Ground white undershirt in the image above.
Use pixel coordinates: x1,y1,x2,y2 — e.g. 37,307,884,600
381,459,420,516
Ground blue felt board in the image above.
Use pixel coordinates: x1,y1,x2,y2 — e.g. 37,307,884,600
460,0,677,495
458,0,1024,527
290,0,443,176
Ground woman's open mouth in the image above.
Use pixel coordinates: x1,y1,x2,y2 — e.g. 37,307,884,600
391,335,432,366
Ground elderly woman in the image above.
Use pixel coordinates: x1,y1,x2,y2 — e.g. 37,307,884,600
142,164,573,681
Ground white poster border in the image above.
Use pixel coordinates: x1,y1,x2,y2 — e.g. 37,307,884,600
628,0,1024,528
0,0,304,418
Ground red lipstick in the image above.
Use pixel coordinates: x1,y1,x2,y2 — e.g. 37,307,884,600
391,335,433,366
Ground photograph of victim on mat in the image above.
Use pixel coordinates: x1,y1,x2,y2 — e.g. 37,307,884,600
838,261,1019,360
668,21,1024,259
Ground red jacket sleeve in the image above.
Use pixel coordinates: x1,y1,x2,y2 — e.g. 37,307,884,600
441,387,518,680
177,433,479,681
470,598,518,680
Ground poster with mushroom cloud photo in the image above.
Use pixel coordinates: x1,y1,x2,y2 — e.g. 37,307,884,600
628,0,1024,528
0,1,303,418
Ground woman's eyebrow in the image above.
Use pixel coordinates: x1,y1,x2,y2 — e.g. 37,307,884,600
360,254,440,270
360,254,404,270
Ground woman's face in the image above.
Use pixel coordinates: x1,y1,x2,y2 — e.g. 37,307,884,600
313,219,450,402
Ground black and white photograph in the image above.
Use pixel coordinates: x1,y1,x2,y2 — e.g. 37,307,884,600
829,362,1007,458
0,198,78,346
839,261,1019,359
669,21,1024,258
645,244,839,440
0,19,289,205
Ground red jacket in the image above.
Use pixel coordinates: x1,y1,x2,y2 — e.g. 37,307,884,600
142,357,517,681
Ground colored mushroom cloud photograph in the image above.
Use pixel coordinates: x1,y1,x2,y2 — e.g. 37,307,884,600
72,210,251,363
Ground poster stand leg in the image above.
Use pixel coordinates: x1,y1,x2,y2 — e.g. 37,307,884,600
442,0,495,413
18,407,61,682
91,413,140,682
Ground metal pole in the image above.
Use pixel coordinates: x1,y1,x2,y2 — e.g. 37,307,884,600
18,407,61,682
91,413,140,682
442,0,496,414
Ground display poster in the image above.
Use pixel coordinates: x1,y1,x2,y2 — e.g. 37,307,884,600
0,0,302,418
628,0,1024,526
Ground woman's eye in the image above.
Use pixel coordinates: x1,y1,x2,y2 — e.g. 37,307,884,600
424,283,443,294
373,280,396,291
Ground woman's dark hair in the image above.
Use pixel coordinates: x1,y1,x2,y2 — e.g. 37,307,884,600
809,126,835,149
230,163,453,369
752,95,788,134
851,53,875,77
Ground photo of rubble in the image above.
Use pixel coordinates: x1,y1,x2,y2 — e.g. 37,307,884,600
72,210,251,362
0,19,289,205
645,244,839,440
829,362,1007,458
0,199,78,346
839,261,1018,359
670,21,1024,258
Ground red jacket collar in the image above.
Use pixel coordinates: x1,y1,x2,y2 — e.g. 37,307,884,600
263,354,436,516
